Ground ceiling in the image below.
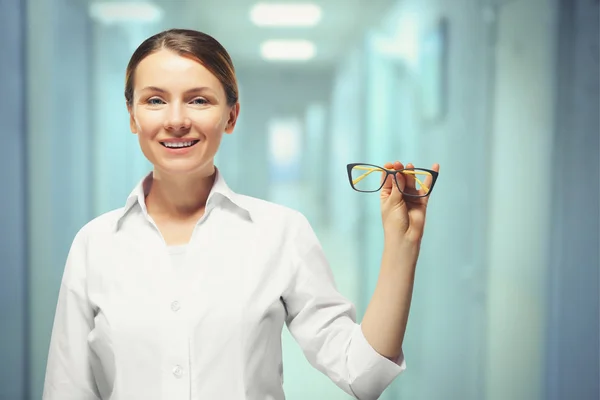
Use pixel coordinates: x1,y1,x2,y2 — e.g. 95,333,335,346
85,0,397,70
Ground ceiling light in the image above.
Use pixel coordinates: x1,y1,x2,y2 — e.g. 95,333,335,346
89,2,163,24
250,2,322,27
260,39,316,61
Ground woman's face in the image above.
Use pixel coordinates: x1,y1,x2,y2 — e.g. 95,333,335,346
128,49,239,177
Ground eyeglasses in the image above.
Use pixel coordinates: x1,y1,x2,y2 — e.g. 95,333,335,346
346,163,439,197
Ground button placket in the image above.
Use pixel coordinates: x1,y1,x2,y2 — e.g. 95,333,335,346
159,238,191,398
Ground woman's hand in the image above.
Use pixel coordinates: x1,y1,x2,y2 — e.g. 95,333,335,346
379,161,440,244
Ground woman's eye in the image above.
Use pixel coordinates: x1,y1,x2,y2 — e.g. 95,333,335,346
148,98,164,105
191,98,208,105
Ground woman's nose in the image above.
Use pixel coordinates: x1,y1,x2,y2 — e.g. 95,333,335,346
164,106,191,131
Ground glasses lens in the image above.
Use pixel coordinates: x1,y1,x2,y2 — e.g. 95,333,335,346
351,165,386,192
400,169,433,196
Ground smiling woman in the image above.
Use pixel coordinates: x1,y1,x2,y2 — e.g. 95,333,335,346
125,32,240,183
42,28,438,400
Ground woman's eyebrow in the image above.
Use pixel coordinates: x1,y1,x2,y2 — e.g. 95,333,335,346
185,87,213,94
140,86,167,93
140,86,213,94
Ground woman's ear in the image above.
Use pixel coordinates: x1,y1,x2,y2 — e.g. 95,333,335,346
127,104,138,134
224,103,240,134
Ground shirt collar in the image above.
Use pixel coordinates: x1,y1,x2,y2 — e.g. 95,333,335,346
115,167,250,231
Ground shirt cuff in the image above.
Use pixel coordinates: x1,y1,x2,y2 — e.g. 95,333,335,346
347,323,407,400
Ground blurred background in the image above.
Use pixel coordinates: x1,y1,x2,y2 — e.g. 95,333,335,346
1,0,598,399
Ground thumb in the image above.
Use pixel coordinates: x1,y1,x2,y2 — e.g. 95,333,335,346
380,173,394,198
390,171,405,203
382,171,405,209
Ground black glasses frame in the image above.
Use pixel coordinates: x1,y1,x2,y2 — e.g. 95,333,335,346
346,163,439,197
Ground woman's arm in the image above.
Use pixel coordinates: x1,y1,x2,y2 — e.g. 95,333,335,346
43,228,101,400
361,161,440,361
361,240,419,361
283,212,405,400
284,160,438,400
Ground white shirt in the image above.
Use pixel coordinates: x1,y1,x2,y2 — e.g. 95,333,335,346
43,169,405,400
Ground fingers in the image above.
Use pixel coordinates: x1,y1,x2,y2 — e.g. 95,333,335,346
380,163,393,197
390,161,405,192
391,161,403,170
389,161,405,201
380,162,392,185
381,160,440,199
404,162,416,193
423,163,440,195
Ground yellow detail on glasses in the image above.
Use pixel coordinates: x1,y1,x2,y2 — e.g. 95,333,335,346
351,166,431,191
346,163,439,197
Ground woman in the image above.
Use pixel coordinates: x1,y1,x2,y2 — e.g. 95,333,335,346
43,29,439,400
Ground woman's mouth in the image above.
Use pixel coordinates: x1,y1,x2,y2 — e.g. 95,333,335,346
160,140,200,149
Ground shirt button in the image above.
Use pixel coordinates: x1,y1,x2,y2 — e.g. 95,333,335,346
171,301,181,312
173,365,183,378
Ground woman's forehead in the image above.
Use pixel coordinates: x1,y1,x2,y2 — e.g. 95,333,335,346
135,49,221,89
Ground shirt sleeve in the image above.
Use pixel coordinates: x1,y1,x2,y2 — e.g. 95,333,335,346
282,212,406,400
43,228,101,400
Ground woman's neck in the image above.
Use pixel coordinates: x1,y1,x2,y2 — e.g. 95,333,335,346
145,166,216,220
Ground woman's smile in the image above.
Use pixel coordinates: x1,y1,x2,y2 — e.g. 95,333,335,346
159,138,201,155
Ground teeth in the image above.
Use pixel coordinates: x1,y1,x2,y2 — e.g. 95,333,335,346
163,141,196,148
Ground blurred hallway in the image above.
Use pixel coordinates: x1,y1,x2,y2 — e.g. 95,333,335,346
1,0,598,399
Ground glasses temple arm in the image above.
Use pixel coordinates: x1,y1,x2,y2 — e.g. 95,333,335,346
352,167,384,185
401,170,431,191
352,166,432,192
